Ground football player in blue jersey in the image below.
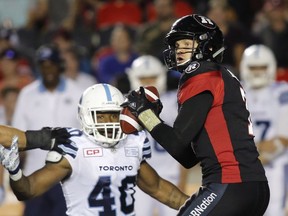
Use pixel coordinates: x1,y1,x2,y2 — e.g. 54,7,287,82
0,83,189,215
121,14,270,215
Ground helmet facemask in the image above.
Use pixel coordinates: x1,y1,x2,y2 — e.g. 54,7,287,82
78,84,127,148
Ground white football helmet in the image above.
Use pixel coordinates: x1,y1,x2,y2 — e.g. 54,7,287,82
78,83,127,147
127,55,167,94
240,44,277,89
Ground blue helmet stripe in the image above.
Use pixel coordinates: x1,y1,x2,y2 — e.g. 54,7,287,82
102,83,112,101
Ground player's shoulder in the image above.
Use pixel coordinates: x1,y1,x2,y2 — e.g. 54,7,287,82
66,127,87,146
183,61,220,74
124,130,149,145
272,81,288,90
271,81,288,104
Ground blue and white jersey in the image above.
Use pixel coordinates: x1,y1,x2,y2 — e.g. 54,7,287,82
244,81,288,216
245,82,288,143
61,128,151,216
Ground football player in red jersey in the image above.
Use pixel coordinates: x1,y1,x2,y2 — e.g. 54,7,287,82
122,14,270,216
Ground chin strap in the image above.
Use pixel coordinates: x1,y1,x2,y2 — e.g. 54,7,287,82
212,47,225,59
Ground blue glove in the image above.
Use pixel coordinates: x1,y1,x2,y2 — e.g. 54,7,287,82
0,136,22,181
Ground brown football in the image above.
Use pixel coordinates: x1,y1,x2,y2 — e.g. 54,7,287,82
120,86,160,134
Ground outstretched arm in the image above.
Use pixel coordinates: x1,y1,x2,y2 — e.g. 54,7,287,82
0,136,72,200
0,125,71,151
136,161,189,210
10,159,71,200
0,125,27,150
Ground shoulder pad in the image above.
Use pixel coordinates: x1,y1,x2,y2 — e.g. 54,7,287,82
45,151,63,163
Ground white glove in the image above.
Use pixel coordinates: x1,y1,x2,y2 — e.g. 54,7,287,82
0,185,5,205
0,136,22,181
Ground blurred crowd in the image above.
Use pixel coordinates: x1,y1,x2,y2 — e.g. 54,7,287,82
1,0,288,215
0,0,287,92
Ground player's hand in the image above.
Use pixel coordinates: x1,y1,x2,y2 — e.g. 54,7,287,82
257,138,284,165
121,87,163,117
0,136,22,181
49,127,72,149
50,128,78,159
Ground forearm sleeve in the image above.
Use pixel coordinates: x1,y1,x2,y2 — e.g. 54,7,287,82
25,128,52,150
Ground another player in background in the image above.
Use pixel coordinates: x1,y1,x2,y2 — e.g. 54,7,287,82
0,84,189,215
122,14,270,215
240,44,288,216
125,55,189,216
12,44,83,216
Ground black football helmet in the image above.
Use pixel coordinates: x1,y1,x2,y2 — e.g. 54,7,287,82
163,14,225,72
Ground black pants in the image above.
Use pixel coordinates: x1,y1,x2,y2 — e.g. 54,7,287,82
178,181,270,216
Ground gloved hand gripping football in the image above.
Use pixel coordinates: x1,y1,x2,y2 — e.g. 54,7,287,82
121,86,163,117
121,87,163,132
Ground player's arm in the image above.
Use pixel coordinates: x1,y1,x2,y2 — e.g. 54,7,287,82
122,88,213,168
177,165,190,192
136,161,189,210
258,137,288,164
0,136,72,200
0,125,27,149
10,158,71,201
0,125,70,151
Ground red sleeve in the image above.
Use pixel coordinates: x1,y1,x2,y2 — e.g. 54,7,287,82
178,71,223,106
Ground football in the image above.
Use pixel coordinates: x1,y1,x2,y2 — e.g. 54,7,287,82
120,86,160,134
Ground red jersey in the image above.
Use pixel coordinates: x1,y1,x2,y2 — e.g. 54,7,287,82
151,61,267,185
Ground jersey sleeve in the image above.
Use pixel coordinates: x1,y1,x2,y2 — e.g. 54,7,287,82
178,71,223,106
135,131,151,162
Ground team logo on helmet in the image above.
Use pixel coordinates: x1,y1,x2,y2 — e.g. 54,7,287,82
193,14,216,29
184,62,200,74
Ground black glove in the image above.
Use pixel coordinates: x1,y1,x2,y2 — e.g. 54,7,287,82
46,128,78,163
121,87,163,117
49,127,72,148
25,127,72,150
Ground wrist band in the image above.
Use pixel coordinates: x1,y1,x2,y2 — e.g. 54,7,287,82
138,109,161,132
10,169,22,181
25,128,52,150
